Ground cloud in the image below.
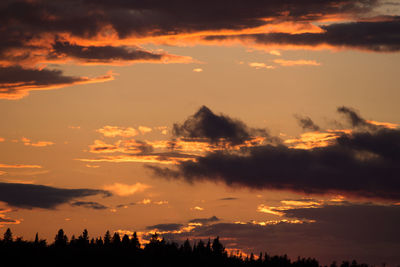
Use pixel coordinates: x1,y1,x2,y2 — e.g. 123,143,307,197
71,201,108,210
0,209,20,227
0,163,42,169
0,0,392,100
273,59,320,66
219,197,238,201
172,105,268,145
21,137,54,147
138,126,152,134
79,152,196,165
103,182,150,196
150,106,400,200
48,41,167,64
204,17,400,52
97,126,139,138
0,0,377,45
146,223,183,232
89,139,154,154
0,182,111,209
193,68,203,72
0,65,114,100
248,62,275,69
269,50,281,56
294,115,320,131
337,106,377,130
188,216,220,225
159,204,400,265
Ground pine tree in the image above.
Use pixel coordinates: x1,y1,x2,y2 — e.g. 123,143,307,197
131,232,140,249
3,228,13,244
54,229,68,247
104,230,111,245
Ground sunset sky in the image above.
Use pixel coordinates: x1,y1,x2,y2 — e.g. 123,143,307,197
1,0,400,265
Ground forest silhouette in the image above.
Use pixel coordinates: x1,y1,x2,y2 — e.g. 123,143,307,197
0,227,371,267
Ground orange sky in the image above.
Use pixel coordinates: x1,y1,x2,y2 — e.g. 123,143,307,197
1,0,400,265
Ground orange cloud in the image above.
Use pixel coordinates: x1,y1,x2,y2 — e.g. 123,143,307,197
97,126,139,138
273,59,321,66
284,130,351,149
269,50,281,56
138,126,152,135
78,154,196,165
21,137,54,147
248,62,275,70
68,126,81,130
365,120,399,129
85,164,100,168
103,182,150,196
0,164,42,169
0,138,4,142
0,209,21,227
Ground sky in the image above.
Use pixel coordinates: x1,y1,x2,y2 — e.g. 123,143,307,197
1,0,400,265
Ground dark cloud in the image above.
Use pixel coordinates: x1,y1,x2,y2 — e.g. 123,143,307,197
204,17,400,52
0,217,18,223
189,216,220,225
0,182,111,209
294,115,320,131
337,106,377,130
172,106,267,145
151,106,400,200
146,223,183,231
48,41,163,63
116,202,136,208
0,0,392,100
219,197,238,201
0,65,112,99
159,203,400,265
0,0,378,39
70,201,108,210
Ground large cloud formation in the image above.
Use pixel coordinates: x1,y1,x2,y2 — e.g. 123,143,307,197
0,182,111,209
173,105,268,145
204,18,400,52
1,0,398,99
150,106,400,201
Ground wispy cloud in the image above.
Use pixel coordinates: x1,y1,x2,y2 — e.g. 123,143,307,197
97,126,138,138
0,66,115,100
0,164,42,169
248,62,275,69
273,59,321,66
21,137,54,147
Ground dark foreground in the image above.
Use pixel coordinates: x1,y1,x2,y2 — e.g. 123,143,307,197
0,228,370,267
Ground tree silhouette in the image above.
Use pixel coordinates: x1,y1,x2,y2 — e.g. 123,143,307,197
112,232,121,246
131,231,140,249
0,227,375,267
3,228,12,243
122,234,130,247
104,230,111,246
54,229,68,247
78,229,89,247
212,236,224,256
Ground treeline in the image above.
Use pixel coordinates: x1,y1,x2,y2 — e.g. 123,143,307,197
0,228,368,267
